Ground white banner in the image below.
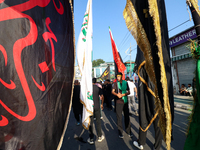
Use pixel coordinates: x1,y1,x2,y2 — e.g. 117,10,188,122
76,0,93,130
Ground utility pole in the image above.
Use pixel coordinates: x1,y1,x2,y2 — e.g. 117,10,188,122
129,43,132,77
125,43,135,78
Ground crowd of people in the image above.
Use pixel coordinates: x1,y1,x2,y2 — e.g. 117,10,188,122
71,73,139,146
71,72,191,150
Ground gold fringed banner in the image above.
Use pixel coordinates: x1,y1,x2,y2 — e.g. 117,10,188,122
123,0,172,149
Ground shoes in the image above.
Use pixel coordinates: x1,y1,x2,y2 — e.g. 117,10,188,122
128,132,133,138
98,135,105,142
87,138,94,144
100,116,103,119
76,122,80,126
135,111,139,116
133,141,143,150
119,132,124,138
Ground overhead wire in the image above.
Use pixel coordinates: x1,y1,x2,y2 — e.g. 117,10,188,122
118,32,132,51
118,30,130,48
107,19,192,62
168,19,191,32
107,30,131,62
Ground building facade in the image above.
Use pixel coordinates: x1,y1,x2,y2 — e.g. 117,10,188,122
124,60,135,77
93,60,135,80
75,65,81,81
169,27,196,94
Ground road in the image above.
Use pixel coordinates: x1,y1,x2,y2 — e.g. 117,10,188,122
61,96,192,150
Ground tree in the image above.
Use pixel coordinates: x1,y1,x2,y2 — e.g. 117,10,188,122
92,59,105,67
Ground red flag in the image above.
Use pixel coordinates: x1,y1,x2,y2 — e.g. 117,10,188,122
109,27,126,80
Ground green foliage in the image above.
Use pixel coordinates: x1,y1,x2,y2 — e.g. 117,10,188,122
92,59,105,67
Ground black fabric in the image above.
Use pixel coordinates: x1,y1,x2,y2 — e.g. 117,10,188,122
72,85,82,113
93,84,103,110
73,111,81,122
112,81,130,104
0,1,74,150
72,85,82,122
105,83,112,109
116,103,131,134
89,109,102,139
139,116,162,150
106,83,112,97
138,66,155,123
132,0,174,128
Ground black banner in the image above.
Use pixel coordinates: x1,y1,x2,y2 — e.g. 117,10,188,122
124,0,174,148
99,66,110,81
0,0,74,150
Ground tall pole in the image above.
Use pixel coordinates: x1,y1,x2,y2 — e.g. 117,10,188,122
129,43,132,77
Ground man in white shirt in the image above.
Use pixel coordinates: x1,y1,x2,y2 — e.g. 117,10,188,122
125,77,138,116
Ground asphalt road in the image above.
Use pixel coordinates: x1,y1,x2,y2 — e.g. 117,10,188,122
60,101,191,150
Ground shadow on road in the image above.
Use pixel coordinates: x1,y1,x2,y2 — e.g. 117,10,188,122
61,103,191,150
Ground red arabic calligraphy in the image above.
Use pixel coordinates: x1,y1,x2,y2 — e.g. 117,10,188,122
0,0,64,127
0,45,16,89
0,115,8,126
53,0,64,15
43,17,58,71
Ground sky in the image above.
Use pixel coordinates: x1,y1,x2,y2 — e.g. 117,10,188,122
74,0,200,65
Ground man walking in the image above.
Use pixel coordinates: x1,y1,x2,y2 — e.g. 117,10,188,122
112,72,132,138
105,79,113,110
72,80,83,125
125,77,138,116
87,78,104,144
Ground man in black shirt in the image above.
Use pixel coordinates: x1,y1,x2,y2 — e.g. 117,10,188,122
112,72,132,138
105,79,113,110
88,78,104,144
72,80,82,125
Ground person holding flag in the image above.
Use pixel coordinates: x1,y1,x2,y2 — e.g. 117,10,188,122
109,27,127,114
112,72,133,138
